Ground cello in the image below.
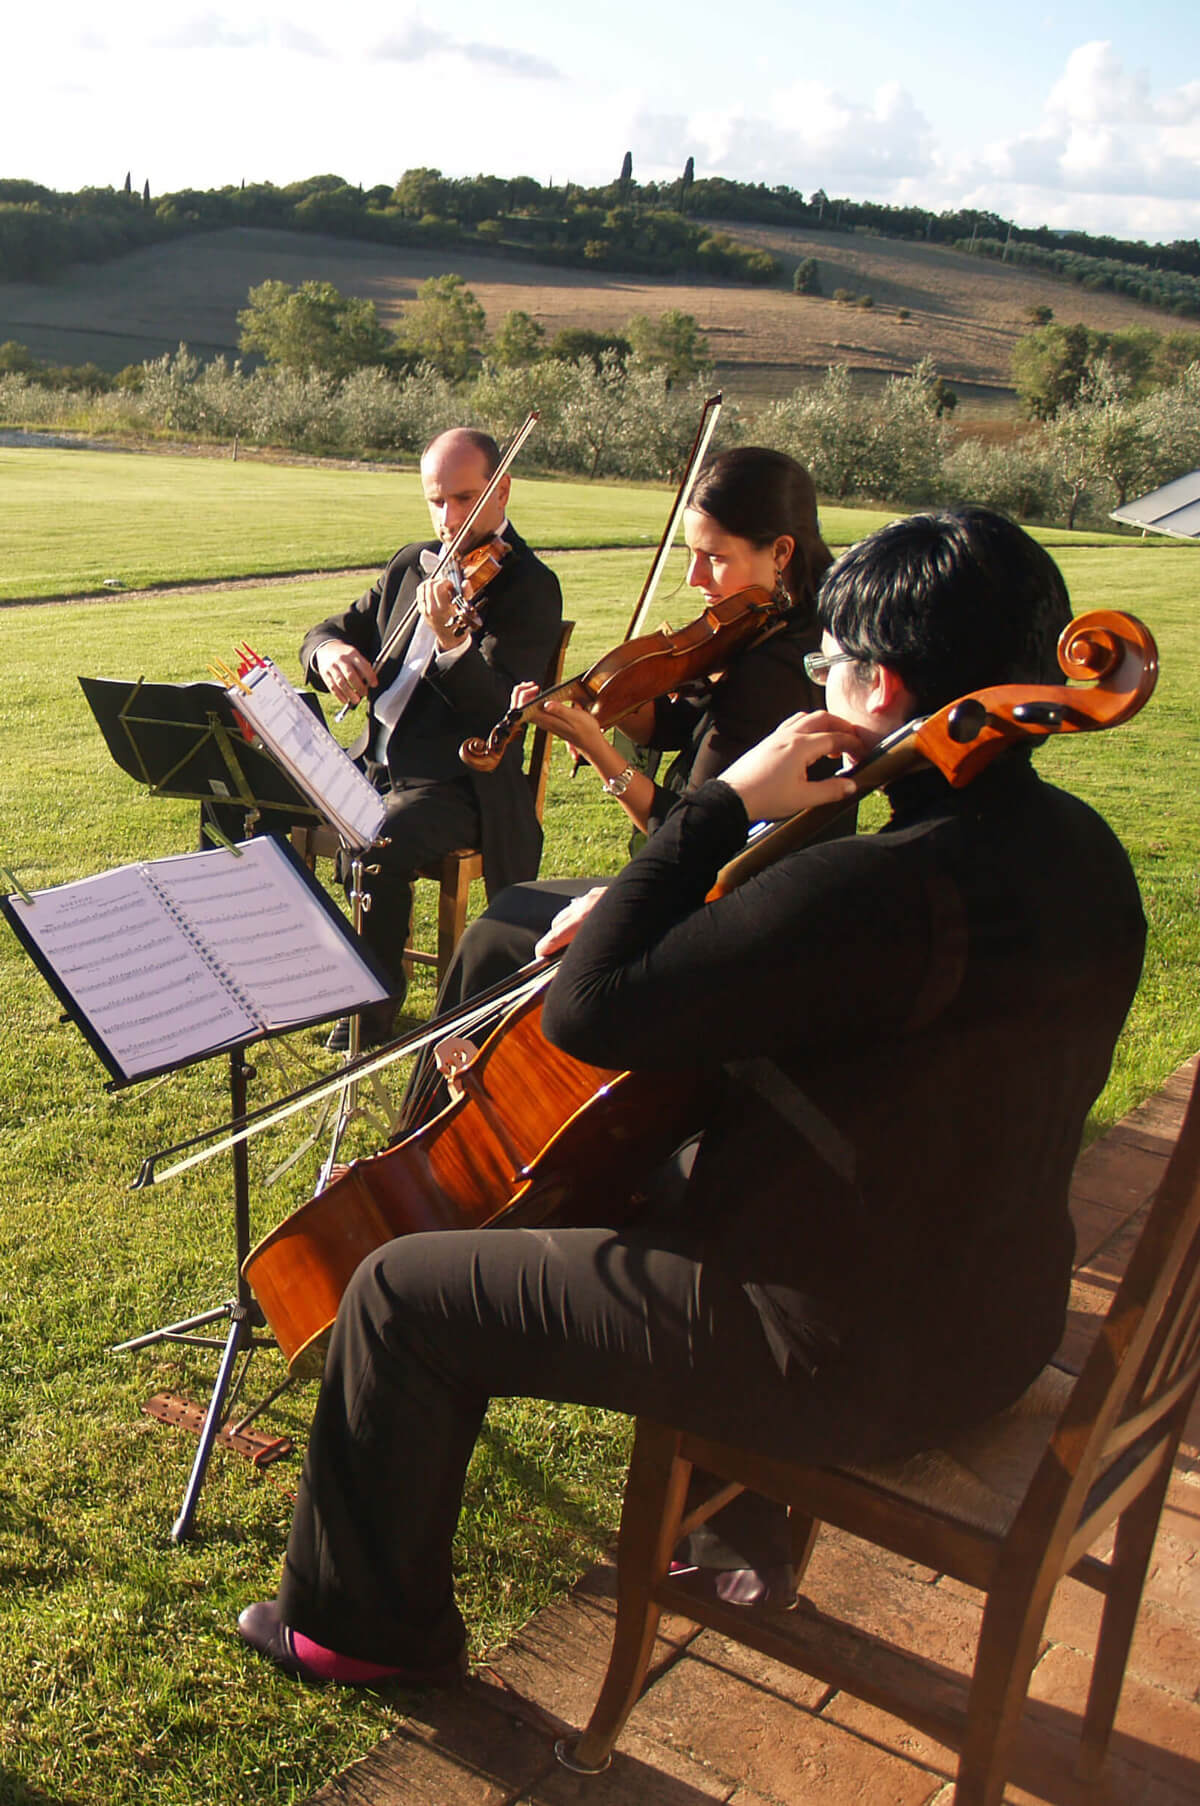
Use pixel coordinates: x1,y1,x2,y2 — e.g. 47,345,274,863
242,607,1158,1374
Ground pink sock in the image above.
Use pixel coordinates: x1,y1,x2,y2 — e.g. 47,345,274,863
291,1629,405,1684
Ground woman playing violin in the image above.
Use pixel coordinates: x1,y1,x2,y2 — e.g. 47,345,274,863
239,507,1145,1686
401,444,839,1122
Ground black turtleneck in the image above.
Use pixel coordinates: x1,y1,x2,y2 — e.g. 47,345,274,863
543,751,1146,1452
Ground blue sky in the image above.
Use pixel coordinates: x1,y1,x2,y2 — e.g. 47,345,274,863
5,0,1198,242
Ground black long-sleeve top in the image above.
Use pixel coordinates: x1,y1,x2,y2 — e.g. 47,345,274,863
542,754,1146,1451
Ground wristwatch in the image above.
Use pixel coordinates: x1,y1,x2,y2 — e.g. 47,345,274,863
602,765,637,797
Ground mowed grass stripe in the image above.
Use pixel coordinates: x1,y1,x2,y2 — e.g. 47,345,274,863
0,445,1152,603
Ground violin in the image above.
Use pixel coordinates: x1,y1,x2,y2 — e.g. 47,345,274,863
459,393,731,775
334,410,538,722
459,581,787,773
240,607,1158,1373
441,534,510,636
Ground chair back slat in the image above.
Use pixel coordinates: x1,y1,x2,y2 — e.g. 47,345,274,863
1137,1249,1200,1403
1014,1067,1200,1547
525,621,574,822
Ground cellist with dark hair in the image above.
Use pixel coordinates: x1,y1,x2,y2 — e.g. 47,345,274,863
238,506,1145,1688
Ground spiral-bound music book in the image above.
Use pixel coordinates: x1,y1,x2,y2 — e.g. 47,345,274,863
220,654,387,851
0,837,390,1086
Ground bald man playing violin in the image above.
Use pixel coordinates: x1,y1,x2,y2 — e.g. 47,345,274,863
301,427,562,1046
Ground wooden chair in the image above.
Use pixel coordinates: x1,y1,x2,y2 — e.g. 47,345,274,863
558,1064,1200,1804
292,619,574,989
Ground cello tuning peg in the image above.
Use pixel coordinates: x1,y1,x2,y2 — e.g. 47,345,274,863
945,698,989,744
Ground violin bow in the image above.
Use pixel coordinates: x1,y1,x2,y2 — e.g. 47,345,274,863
711,608,1159,897
623,392,722,643
132,958,559,1188
334,409,540,721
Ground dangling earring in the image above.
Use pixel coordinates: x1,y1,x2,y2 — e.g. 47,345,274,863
773,565,792,607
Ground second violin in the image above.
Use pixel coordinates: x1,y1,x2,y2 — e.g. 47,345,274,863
459,580,782,771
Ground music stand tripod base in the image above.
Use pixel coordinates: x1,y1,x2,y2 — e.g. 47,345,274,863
112,1049,273,1542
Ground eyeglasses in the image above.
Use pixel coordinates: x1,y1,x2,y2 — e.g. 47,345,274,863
803,649,860,685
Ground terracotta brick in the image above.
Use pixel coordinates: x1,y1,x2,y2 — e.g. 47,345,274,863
1001,1722,1183,1806
1157,1469,1200,1544
1076,1205,1152,1286
792,1536,981,1671
1068,1193,1134,1267
1069,1133,1167,1216
1026,1643,1200,1792
483,1585,696,1732
823,1691,1158,1806
802,1521,940,1590
1043,1577,1200,1701
934,1572,986,1603
1125,1602,1200,1702
1121,1088,1194,1148
1057,1274,1118,1370
1041,1576,1103,1656
522,1720,732,1804
819,1690,961,1778
1142,1531,1200,1614
619,1642,937,1804
303,1700,549,1805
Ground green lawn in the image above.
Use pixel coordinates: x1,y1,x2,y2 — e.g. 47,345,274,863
0,450,1197,1805
0,443,1154,603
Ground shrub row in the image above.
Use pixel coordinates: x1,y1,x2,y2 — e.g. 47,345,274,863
3,351,1198,531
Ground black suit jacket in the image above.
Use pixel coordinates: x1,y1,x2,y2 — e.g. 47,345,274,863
300,527,562,896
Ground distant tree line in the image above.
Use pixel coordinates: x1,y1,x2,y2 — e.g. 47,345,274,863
3,164,1199,297
0,170,776,287
958,236,1200,319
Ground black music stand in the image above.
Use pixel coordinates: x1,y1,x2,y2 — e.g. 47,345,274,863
115,1045,270,1541
73,675,401,1536
3,830,392,1542
78,674,324,837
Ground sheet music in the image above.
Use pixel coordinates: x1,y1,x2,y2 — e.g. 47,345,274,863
4,862,259,1079
3,839,390,1083
230,660,387,849
146,840,388,1031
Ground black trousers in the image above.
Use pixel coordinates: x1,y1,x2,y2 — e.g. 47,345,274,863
349,777,481,991
276,1219,855,1667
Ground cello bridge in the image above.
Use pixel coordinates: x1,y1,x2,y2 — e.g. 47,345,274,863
434,1033,479,1099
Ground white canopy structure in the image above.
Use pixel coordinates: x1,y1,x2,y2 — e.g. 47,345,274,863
1110,473,1200,540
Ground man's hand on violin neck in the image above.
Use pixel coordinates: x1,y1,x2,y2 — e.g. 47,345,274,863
314,640,378,705
720,709,866,823
418,575,472,651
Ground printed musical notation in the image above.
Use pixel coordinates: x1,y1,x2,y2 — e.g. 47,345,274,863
218,652,387,850
1,838,390,1084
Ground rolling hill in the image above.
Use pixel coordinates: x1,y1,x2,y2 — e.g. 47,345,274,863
3,222,1198,411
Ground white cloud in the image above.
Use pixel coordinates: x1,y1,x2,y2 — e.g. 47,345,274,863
1045,41,1155,126
148,13,329,53
631,81,936,191
371,22,559,78
965,44,1200,219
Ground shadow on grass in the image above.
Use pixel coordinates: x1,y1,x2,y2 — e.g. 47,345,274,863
0,1771,80,1806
